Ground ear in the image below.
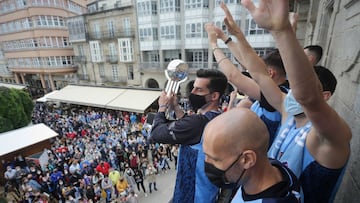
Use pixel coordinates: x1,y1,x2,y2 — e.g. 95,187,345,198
240,150,256,170
210,92,221,101
322,91,332,101
268,67,275,78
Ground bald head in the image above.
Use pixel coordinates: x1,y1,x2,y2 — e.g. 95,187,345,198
203,108,269,159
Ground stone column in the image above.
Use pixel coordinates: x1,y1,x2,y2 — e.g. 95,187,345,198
39,74,47,94
48,74,55,91
14,73,20,84
20,73,26,84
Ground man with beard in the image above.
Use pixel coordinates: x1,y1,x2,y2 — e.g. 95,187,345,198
150,69,228,203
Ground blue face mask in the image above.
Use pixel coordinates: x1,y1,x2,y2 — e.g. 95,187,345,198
284,90,304,116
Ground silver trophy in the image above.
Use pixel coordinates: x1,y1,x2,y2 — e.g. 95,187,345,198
164,59,189,96
164,59,188,120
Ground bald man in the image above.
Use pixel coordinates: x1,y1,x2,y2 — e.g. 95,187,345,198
203,108,300,202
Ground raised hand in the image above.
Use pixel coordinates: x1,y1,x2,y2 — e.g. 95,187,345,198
220,2,242,35
241,0,291,32
158,91,170,107
204,23,225,45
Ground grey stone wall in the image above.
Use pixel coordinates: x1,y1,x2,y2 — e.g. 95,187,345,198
309,0,360,202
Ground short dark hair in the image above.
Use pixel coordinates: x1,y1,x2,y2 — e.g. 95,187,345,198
304,45,323,64
196,69,228,96
314,66,337,94
263,49,286,77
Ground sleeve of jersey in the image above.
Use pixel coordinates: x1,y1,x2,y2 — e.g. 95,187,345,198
150,112,206,145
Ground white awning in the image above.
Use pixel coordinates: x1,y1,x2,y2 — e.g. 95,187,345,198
36,90,59,102
106,89,161,113
46,85,161,113
0,83,27,90
0,123,58,156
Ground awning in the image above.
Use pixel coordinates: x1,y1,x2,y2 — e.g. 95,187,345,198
0,83,27,90
0,123,58,156
36,90,59,102
46,85,161,113
106,89,161,113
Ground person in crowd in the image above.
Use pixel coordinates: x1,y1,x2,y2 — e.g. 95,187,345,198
129,151,140,171
95,161,110,176
101,176,113,203
116,176,129,198
150,69,228,202
171,145,179,169
145,163,158,194
125,189,139,203
304,45,323,66
4,166,17,190
203,108,300,202
124,164,136,191
216,1,352,202
108,167,121,198
157,145,171,173
134,169,147,196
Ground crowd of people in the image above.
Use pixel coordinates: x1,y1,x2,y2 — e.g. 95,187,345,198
2,1,353,203
3,103,179,202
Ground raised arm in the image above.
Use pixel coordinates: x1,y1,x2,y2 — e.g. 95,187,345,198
205,23,261,100
219,2,285,112
242,0,351,165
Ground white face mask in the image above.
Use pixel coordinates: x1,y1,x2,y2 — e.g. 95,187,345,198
284,90,304,116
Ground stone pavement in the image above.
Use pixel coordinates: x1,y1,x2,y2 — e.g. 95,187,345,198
135,168,176,203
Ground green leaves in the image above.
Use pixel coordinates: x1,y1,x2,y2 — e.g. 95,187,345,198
0,86,34,133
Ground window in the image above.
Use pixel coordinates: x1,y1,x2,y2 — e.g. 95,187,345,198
99,64,105,77
89,41,103,62
118,38,133,62
160,25,177,39
153,27,158,40
107,20,115,38
127,65,134,80
160,0,180,13
93,23,101,39
63,37,68,46
112,65,119,81
185,0,203,9
109,43,117,61
78,44,85,56
109,43,117,55
123,17,131,36
186,23,202,38
245,19,269,36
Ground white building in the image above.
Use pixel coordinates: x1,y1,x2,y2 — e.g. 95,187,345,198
136,0,275,95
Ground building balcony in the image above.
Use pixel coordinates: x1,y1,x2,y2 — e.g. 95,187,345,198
9,65,78,74
139,61,209,73
74,56,87,64
101,75,128,85
139,62,163,72
77,74,90,81
105,55,118,64
87,30,135,40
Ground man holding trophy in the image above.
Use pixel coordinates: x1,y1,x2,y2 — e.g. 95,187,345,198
150,59,228,203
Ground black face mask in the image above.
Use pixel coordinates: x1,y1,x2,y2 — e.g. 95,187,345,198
204,153,245,188
188,93,208,111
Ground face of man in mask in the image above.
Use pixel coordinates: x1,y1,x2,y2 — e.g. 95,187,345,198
189,78,212,112
204,152,246,188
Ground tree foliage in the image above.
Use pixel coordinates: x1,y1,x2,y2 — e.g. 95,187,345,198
0,86,34,133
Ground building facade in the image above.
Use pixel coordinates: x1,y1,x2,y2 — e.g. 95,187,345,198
136,0,276,96
0,0,87,97
67,0,141,87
